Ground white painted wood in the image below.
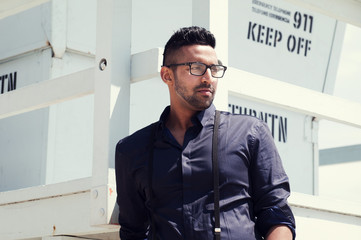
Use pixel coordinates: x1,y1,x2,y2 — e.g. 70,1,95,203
289,192,361,240
283,0,361,28
289,191,361,218
91,0,132,226
0,171,118,239
43,236,86,240
226,68,361,129
210,0,229,66
66,0,97,55
51,0,67,58
0,1,51,61
131,48,163,83
0,68,94,120
292,205,361,240
0,189,118,240
312,120,320,195
319,161,361,203
92,0,113,190
46,53,95,186
91,1,114,228
0,177,91,206
0,0,49,20
322,21,346,94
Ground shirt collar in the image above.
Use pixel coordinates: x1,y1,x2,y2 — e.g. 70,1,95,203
195,104,216,127
159,104,216,128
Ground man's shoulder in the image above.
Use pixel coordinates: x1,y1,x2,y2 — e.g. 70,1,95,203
219,111,261,124
116,121,159,156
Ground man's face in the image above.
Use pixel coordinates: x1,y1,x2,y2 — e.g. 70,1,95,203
171,45,219,112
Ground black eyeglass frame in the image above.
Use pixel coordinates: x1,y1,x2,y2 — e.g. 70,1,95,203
163,62,227,78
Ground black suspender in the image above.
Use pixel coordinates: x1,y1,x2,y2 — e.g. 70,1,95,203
212,110,221,240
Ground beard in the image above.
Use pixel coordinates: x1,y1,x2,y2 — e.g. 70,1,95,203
174,76,216,110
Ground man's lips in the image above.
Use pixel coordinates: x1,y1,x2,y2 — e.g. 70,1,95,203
196,88,213,96
198,88,212,92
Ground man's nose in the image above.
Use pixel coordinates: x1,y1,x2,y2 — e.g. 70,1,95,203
201,68,213,82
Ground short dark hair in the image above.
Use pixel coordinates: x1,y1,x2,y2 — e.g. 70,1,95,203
162,26,216,66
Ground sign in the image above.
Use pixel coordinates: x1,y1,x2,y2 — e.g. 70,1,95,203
229,0,343,91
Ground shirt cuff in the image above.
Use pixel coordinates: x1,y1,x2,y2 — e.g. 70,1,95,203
256,205,296,240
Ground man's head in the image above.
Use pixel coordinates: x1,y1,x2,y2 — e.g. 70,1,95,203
161,26,226,114
162,26,216,67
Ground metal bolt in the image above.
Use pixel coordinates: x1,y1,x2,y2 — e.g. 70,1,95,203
99,208,105,216
92,190,98,199
99,58,107,71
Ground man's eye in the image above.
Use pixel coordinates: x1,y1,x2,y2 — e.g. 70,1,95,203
212,66,222,72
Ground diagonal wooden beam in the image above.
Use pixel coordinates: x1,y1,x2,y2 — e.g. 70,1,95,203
0,68,94,120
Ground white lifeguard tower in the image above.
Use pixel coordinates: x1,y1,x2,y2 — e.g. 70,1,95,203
1,0,361,239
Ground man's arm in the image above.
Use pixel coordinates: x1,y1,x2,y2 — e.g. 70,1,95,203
266,225,293,240
115,141,149,240
250,121,296,239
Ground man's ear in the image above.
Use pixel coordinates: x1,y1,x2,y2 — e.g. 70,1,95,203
160,66,173,85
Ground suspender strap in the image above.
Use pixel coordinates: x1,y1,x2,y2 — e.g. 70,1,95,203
212,110,221,240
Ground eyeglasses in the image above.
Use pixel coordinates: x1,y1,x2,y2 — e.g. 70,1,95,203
164,62,227,78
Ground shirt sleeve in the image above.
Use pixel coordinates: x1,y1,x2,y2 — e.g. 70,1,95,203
249,120,296,239
115,141,149,240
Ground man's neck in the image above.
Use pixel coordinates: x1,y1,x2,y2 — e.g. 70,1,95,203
166,107,197,146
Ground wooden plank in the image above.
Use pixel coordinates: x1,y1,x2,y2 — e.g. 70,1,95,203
0,177,91,206
226,68,361,129
0,190,118,240
0,171,118,239
0,68,94,120
130,48,162,83
291,205,361,239
289,192,361,217
0,0,50,20
91,0,132,227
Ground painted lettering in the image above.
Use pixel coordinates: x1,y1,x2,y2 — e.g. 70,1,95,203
0,72,17,94
279,117,287,143
247,21,282,47
228,103,288,143
293,11,314,33
287,35,311,57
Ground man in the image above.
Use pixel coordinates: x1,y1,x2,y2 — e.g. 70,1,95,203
115,26,296,239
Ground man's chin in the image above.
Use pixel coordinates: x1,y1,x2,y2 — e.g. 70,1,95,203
194,100,214,111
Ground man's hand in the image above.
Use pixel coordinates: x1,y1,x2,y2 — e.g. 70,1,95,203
266,225,293,240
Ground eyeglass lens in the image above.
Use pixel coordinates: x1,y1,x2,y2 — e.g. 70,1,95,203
190,63,225,78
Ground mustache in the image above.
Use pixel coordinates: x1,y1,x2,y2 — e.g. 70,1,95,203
194,83,214,92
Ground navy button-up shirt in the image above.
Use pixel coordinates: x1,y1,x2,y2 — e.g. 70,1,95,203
115,105,295,239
